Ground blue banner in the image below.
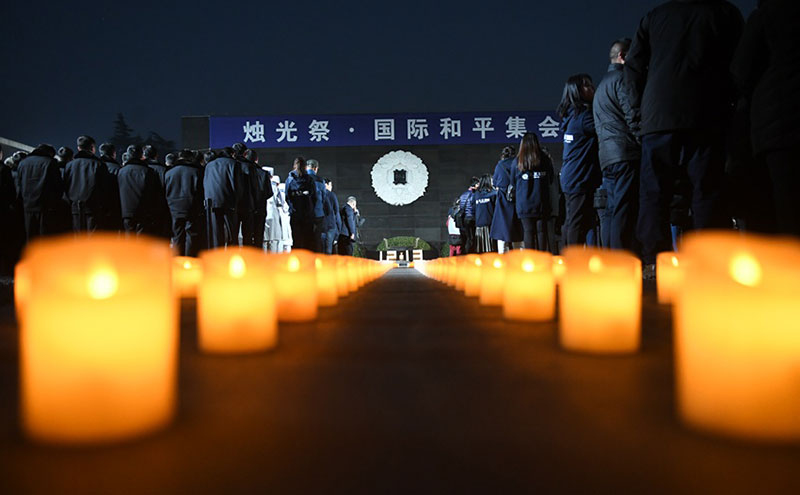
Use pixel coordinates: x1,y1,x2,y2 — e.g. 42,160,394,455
209,111,562,149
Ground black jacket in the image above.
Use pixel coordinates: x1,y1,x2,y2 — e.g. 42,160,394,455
593,64,641,168
63,150,110,214
118,160,163,219
165,161,204,217
730,0,800,155
16,150,64,213
625,0,744,134
204,156,242,210
340,203,357,238
322,189,339,232
147,160,168,189
252,166,274,215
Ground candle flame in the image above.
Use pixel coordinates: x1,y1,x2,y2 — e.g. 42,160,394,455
588,256,603,273
288,256,301,272
522,260,535,272
183,260,192,270
555,257,564,265
229,255,246,279
315,258,323,270
475,258,482,267
671,256,679,267
87,266,119,299
493,259,503,269
729,253,762,287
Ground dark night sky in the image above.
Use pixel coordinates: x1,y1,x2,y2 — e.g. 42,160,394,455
1,0,754,150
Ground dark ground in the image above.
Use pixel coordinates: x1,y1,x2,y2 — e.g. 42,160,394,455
0,269,798,493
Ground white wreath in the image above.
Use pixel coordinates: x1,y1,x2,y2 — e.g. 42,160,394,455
371,150,429,206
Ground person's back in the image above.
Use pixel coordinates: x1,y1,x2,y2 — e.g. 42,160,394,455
561,107,599,195
285,170,316,220
17,147,62,214
626,0,744,134
118,158,162,232
204,156,239,210
513,155,553,219
165,160,203,217
64,150,106,215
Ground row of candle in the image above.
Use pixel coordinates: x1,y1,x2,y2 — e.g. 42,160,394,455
419,247,642,354
14,234,391,445
418,231,800,442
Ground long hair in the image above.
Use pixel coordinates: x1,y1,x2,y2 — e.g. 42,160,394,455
517,132,542,171
557,73,593,118
293,156,307,175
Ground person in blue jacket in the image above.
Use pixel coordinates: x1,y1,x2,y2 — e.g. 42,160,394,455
322,178,341,254
457,177,478,253
558,73,601,247
511,132,554,250
306,159,326,253
490,146,523,253
472,174,496,253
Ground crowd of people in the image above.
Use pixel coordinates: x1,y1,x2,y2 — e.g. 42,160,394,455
447,0,798,278
0,138,361,274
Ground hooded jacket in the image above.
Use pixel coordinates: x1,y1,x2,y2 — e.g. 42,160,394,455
64,150,110,214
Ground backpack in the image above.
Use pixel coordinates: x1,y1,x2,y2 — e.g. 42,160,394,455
287,173,316,218
452,201,466,229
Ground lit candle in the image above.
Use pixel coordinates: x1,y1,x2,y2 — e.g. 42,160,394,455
315,255,339,307
198,247,277,353
675,231,800,441
20,234,176,444
559,248,641,354
14,259,30,323
172,256,203,298
503,250,555,321
272,250,318,322
345,258,360,293
333,256,351,297
463,255,482,297
455,256,468,292
553,255,566,284
656,252,682,305
478,253,506,306
445,257,459,287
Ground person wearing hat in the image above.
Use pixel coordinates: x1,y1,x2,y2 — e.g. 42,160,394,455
118,144,163,235
203,148,243,248
63,135,110,232
15,144,63,241
165,149,205,256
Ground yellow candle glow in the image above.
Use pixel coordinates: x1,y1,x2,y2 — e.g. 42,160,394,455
14,259,30,323
559,248,641,354
478,253,506,306
675,231,800,441
172,256,203,298
315,255,339,307
503,250,555,321
553,255,566,283
445,257,459,287
455,256,469,292
273,250,318,322
345,258,360,293
656,252,683,304
463,255,482,297
333,256,351,297
197,248,277,353
20,234,176,444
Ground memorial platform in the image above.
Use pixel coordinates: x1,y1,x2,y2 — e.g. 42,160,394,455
1,269,798,493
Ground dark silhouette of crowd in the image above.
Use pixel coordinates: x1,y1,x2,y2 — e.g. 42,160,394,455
0,137,359,274
448,0,799,278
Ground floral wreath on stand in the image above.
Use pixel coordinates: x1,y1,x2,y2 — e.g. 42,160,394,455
370,151,429,206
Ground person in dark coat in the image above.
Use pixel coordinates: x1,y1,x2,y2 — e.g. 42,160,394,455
731,0,800,236
338,196,358,256
558,74,601,247
165,149,204,256
55,146,73,175
15,144,64,241
143,144,171,239
490,146,523,253
511,133,554,250
285,156,318,251
625,0,744,274
472,174,497,253
322,178,341,255
99,142,122,231
63,135,110,232
306,159,326,253
244,149,273,250
203,148,242,249
457,177,479,253
118,145,163,236
594,38,641,251
231,143,257,247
